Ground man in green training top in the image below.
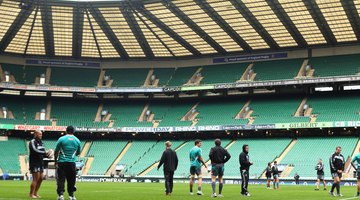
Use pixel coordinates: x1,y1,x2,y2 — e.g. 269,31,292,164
189,139,207,195
351,147,360,197
54,126,81,200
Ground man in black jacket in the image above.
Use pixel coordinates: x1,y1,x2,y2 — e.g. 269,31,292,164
158,141,178,196
29,130,51,198
329,146,345,197
265,162,272,189
209,139,231,198
239,144,252,196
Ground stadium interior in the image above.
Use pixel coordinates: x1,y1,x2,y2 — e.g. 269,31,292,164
1,0,360,184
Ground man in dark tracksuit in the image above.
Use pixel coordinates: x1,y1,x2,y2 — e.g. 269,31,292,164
329,146,345,197
158,141,178,196
265,163,272,189
239,144,252,196
29,130,49,198
209,139,231,198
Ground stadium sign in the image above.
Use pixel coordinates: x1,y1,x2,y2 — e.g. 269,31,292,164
334,121,360,127
96,87,163,93
213,52,288,63
223,124,275,130
0,76,360,94
275,122,333,129
75,127,121,132
14,125,67,131
214,75,360,90
26,59,100,68
0,124,14,129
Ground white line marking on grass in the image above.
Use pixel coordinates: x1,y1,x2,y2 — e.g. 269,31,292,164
340,197,359,200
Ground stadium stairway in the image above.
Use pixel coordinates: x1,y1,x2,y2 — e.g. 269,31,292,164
280,166,294,178
239,63,255,81
260,139,297,178
82,157,94,175
80,141,92,157
19,155,27,174
235,100,253,119
275,139,297,163
138,141,189,176
186,67,203,85
106,141,132,175
94,103,104,122
80,141,93,175
295,59,311,78
97,70,106,87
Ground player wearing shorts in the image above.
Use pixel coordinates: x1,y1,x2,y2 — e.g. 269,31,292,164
315,159,326,190
265,163,272,189
351,148,360,197
209,139,231,198
29,130,50,198
189,139,207,195
329,146,345,197
240,144,253,196
272,161,280,190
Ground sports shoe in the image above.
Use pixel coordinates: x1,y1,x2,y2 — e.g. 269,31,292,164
242,193,251,197
211,193,217,198
315,188,319,191
57,195,64,200
329,192,335,196
69,196,77,200
324,188,327,190
190,192,194,195
337,194,343,197
197,191,204,195
218,194,224,198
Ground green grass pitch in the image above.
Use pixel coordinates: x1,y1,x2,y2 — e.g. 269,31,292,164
0,181,358,200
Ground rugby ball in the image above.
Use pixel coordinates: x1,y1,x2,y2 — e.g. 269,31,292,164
47,149,54,159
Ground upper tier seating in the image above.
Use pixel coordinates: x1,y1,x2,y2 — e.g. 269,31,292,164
0,97,25,124
23,99,51,126
250,96,310,124
106,68,148,87
196,99,248,126
252,58,304,81
0,63,23,83
310,54,360,77
104,101,150,127
50,67,99,87
200,63,248,84
158,101,194,127
167,67,198,86
51,99,108,127
308,93,360,122
23,66,47,85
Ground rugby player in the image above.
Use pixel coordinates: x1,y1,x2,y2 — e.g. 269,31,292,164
209,139,231,197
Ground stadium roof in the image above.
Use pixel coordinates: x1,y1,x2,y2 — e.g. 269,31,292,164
0,0,359,60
